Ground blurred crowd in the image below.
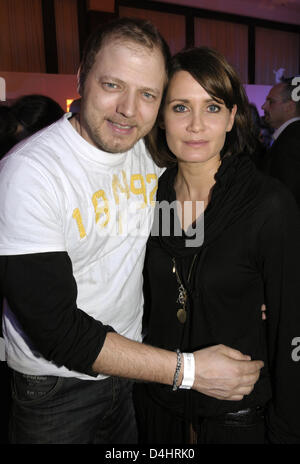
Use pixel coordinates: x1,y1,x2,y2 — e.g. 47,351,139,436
0,94,64,159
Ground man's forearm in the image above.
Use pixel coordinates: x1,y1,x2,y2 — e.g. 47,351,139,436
92,333,264,400
92,332,181,386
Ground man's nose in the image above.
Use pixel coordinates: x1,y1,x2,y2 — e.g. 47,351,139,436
116,91,137,118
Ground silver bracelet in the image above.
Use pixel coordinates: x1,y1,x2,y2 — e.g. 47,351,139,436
172,349,182,391
179,352,195,389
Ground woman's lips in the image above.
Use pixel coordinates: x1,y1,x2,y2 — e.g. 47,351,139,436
184,140,208,146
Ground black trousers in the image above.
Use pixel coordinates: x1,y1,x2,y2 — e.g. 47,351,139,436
10,370,137,444
133,382,266,445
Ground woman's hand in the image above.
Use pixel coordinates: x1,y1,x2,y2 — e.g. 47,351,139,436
261,304,267,320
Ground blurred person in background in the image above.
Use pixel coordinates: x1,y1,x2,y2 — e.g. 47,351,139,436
262,77,300,207
0,105,18,159
248,103,268,170
12,94,64,142
0,95,64,159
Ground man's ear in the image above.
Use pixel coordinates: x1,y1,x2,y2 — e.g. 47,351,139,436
286,99,297,118
77,67,82,96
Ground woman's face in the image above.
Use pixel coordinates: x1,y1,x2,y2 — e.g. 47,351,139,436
163,71,237,165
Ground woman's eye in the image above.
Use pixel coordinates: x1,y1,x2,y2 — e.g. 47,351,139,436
173,104,187,113
207,104,220,113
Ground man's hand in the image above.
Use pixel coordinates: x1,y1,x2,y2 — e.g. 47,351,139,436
192,344,264,401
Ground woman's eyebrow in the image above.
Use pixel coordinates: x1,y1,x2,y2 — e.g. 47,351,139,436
166,97,222,104
166,98,190,104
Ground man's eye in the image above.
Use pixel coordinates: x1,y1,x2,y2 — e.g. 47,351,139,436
207,104,220,113
173,104,187,113
103,82,118,89
143,92,155,100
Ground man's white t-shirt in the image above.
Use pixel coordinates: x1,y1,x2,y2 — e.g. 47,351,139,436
0,113,162,380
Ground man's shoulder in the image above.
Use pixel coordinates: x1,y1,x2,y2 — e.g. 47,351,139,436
277,120,300,141
0,115,72,173
270,121,300,159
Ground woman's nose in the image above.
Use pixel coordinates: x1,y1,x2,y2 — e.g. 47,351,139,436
186,111,205,132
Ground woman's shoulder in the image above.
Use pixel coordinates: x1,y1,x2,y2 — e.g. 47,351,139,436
158,166,177,183
156,166,177,201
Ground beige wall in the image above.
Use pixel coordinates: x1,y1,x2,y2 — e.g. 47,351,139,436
0,71,79,111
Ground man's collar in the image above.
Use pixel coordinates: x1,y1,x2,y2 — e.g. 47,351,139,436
273,117,300,140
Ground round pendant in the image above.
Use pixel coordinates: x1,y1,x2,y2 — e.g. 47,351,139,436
177,308,187,324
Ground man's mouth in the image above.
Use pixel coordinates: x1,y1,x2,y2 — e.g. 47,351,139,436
107,119,136,134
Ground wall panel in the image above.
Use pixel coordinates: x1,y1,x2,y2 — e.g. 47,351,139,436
87,0,115,13
0,0,45,72
119,6,186,55
255,27,300,85
54,0,80,74
194,17,248,83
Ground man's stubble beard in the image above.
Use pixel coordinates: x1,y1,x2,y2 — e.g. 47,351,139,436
81,112,140,154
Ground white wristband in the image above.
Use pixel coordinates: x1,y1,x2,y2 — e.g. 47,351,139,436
179,352,195,389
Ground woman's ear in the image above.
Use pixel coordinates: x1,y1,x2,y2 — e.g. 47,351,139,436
226,104,237,132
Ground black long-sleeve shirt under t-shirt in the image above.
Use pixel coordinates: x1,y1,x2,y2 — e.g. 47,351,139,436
0,251,114,376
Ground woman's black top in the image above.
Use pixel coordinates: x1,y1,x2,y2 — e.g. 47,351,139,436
142,154,300,443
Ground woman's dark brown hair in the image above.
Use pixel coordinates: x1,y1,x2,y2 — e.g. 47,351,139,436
145,46,256,167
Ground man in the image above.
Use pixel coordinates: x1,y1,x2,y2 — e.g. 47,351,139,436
0,18,263,444
262,78,300,206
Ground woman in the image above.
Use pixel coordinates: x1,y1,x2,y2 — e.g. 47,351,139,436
134,47,300,444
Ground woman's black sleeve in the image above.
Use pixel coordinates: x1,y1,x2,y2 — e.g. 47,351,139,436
1,251,115,376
